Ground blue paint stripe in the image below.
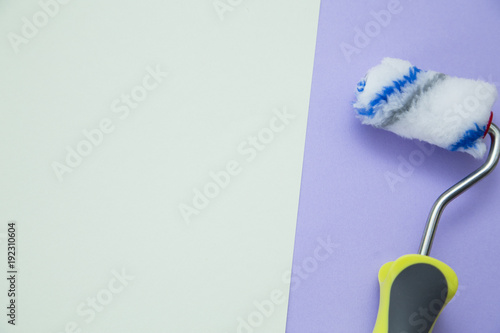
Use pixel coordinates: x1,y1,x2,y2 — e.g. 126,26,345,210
357,79,366,92
448,123,486,151
355,66,422,118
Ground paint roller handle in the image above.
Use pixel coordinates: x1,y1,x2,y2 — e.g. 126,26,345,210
372,254,458,333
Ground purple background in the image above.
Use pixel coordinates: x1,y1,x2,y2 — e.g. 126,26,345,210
287,0,500,332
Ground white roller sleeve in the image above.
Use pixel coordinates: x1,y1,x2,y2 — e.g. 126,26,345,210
354,58,497,158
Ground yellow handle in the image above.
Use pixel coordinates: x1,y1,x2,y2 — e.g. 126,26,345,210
373,254,458,333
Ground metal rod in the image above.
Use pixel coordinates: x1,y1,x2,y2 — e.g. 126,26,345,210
418,123,500,256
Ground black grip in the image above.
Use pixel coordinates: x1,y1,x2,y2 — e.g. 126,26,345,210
388,263,448,333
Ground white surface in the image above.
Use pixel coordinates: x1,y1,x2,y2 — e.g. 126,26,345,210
0,1,320,332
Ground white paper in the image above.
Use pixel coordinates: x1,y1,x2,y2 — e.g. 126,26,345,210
0,1,320,332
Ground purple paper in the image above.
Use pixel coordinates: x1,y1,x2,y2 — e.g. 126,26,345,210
287,0,500,332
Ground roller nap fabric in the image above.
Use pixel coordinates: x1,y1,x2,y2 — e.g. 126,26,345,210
354,58,497,158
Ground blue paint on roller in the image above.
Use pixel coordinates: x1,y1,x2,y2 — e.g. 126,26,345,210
448,123,486,151
357,79,366,92
356,66,422,117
